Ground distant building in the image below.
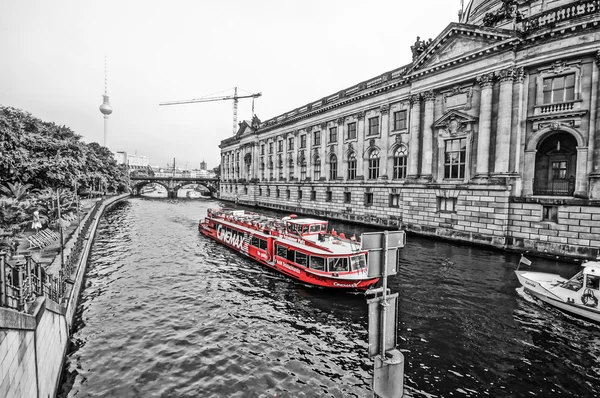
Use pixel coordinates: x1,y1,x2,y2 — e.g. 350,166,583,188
218,0,600,261
115,151,150,169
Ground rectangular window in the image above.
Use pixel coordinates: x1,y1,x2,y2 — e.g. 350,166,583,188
286,248,295,262
437,197,457,213
329,127,337,143
344,191,351,203
552,161,567,180
266,188,270,197
286,189,290,199
276,188,280,198
278,140,283,153
364,192,373,206
258,238,267,250
269,142,274,154
300,135,307,148
542,205,558,222
311,189,316,201
276,244,287,258
314,161,321,181
310,256,326,271
543,74,575,104
300,164,307,181
389,194,400,208
251,236,259,247
298,189,303,200
329,159,338,180
261,144,265,155
347,122,357,140
368,117,379,136
295,252,308,266
288,137,294,150
444,138,467,179
393,110,407,130
313,131,321,146
326,190,332,202
244,187,248,195
259,188,262,196
329,257,348,272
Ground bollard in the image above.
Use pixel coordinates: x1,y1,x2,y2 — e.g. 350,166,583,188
373,349,405,398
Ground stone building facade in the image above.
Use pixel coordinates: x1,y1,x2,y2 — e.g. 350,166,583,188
218,0,600,261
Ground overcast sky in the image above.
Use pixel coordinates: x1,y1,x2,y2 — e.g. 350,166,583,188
1,0,464,170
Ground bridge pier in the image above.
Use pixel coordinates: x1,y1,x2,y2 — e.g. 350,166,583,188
167,189,177,199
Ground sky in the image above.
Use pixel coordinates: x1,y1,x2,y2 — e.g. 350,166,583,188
1,0,465,170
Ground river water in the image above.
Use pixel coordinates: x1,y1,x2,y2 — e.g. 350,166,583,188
58,196,600,398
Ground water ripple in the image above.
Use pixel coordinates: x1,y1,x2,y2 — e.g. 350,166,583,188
58,198,600,398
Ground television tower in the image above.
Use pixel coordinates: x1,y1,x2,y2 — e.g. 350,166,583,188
99,57,113,149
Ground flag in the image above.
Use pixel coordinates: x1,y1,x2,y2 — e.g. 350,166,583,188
519,255,532,267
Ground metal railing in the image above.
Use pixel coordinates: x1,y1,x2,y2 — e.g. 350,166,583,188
0,198,104,313
533,177,575,196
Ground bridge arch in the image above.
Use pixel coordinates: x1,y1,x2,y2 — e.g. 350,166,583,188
130,176,219,198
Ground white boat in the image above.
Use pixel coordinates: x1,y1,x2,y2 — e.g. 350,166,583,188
515,257,600,323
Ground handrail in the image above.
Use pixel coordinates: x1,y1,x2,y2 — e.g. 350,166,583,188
0,198,105,313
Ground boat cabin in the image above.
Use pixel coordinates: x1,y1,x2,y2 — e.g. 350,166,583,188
562,261,600,292
284,218,328,237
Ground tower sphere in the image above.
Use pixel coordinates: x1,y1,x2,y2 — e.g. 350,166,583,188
100,94,113,115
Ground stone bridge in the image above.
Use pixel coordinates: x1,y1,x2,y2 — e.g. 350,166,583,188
130,176,219,198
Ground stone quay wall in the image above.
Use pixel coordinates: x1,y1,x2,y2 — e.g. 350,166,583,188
220,183,600,261
0,194,129,398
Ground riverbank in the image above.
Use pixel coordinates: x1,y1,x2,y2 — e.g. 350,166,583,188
0,194,129,398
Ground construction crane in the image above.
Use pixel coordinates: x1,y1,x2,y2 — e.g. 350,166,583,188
159,87,262,135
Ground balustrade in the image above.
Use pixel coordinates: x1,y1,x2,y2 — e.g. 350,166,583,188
524,0,599,32
533,176,576,196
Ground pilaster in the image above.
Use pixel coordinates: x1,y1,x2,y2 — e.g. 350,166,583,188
407,94,422,178
379,104,390,178
421,90,436,180
494,67,515,175
356,111,366,179
474,72,494,180
590,50,600,199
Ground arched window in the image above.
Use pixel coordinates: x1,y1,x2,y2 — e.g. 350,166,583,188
329,154,338,180
313,154,321,181
393,146,408,179
347,152,357,180
368,149,380,180
288,157,295,180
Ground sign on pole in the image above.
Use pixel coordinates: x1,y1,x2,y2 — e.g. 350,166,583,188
367,293,398,358
361,231,405,278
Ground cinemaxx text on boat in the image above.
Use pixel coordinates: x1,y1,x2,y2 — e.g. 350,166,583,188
515,256,600,323
198,208,398,290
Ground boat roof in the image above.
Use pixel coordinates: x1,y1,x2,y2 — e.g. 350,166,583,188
583,261,600,276
288,218,327,225
214,217,361,256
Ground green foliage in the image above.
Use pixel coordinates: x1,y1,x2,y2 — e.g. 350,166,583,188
0,106,130,235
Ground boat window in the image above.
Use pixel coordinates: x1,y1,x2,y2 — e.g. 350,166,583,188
329,257,348,272
250,236,259,247
310,256,325,271
563,271,584,291
296,252,308,266
276,244,287,258
258,238,268,250
309,224,321,233
287,248,295,262
350,254,366,270
586,275,600,290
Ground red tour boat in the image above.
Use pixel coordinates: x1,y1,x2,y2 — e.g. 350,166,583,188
199,208,381,290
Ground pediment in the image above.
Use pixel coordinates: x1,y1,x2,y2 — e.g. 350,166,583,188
409,23,518,73
433,110,477,137
235,121,254,138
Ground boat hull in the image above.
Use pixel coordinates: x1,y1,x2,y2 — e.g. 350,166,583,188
515,270,600,324
200,223,379,291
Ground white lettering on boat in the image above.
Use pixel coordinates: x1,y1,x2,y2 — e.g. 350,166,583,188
216,224,244,251
277,260,301,274
333,282,360,288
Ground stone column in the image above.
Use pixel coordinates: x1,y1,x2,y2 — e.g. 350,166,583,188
421,91,436,180
407,94,421,178
356,111,366,179
475,72,494,179
494,67,515,174
379,105,390,178
590,51,600,199
336,117,345,180
293,132,299,181
282,134,288,180
252,143,259,180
